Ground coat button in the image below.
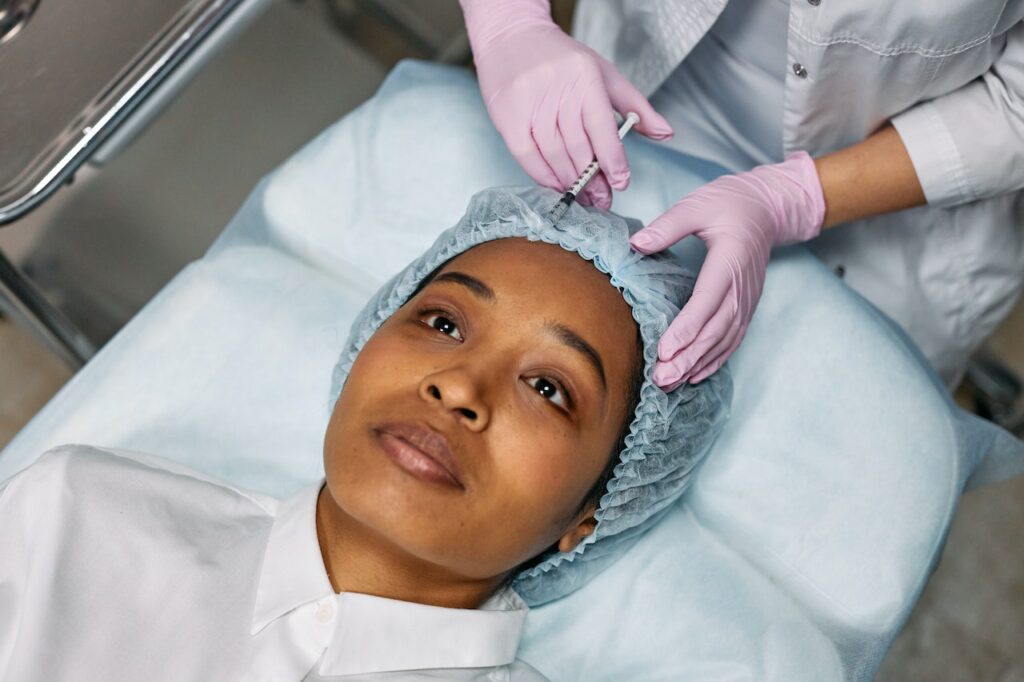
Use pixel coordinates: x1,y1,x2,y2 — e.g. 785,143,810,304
808,0,820,5
315,602,335,623
793,63,808,78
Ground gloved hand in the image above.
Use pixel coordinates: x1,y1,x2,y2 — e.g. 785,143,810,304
629,151,827,389
460,0,673,209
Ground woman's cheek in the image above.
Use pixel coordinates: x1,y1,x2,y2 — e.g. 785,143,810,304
508,430,580,502
357,328,404,366
355,331,424,383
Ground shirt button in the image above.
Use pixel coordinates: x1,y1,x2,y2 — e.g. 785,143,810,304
314,602,335,624
793,63,808,78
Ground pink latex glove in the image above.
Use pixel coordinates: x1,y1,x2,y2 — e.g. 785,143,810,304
629,152,827,389
460,0,673,209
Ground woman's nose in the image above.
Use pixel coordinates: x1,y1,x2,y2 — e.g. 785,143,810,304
418,370,490,431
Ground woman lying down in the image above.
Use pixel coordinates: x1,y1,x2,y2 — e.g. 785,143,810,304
0,188,730,681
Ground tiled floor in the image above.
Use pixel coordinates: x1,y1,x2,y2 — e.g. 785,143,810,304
0,320,72,448
876,473,1024,680
1,0,1022,677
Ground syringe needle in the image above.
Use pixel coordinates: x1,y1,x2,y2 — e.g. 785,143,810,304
548,112,640,223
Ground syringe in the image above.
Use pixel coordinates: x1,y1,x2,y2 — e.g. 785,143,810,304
547,112,640,224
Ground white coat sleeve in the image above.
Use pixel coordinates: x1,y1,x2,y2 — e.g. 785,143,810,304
891,20,1024,208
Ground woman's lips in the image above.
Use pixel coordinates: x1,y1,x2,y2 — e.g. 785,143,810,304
374,422,465,490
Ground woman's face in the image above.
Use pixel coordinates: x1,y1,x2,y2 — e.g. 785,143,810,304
323,238,639,581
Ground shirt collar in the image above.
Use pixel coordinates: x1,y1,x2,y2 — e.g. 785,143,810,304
251,481,334,634
319,586,528,676
251,481,529,675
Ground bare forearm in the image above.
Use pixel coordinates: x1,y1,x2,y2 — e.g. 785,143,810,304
813,124,926,229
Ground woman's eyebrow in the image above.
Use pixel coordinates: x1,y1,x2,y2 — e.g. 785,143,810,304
429,272,607,390
432,271,496,302
545,322,607,390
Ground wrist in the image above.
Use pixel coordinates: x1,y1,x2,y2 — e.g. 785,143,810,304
460,0,556,46
766,151,826,246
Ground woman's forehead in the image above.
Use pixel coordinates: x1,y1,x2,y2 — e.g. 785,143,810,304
443,239,609,288
438,240,626,313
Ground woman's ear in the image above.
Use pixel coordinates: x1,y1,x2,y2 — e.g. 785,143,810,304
557,505,598,554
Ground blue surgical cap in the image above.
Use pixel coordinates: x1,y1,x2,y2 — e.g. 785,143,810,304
329,187,732,605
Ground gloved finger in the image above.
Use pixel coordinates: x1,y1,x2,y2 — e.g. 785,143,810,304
683,328,738,382
688,358,725,385
585,172,612,210
502,125,562,191
652,297,734,387
561,111,611,209
656,252,732,360
689,332,745,384
683,320,745,383
740,259,768,320
654,363,689,393
598,58,674,140
532,104,583,194
581,89,631,191
652,355,693,390
629,198,706,254
665,294,735,371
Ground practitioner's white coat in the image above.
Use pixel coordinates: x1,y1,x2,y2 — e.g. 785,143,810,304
575,0,1024,383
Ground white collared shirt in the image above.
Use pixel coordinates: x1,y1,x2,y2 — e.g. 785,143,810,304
0,445,546,681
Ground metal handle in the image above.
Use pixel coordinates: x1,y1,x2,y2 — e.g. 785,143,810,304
0,0,40,44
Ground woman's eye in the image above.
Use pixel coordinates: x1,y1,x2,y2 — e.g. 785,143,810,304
424,313,463,341
526,377,569,410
